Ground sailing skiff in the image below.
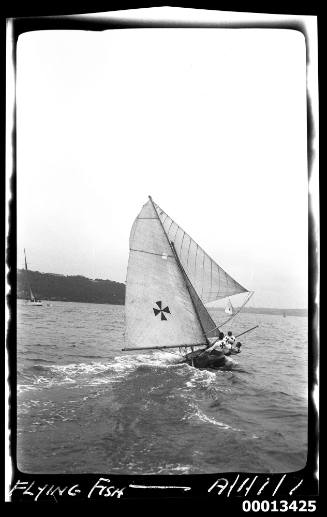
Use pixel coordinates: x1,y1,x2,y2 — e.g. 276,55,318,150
23,249,43,306
122,197,252,368
225,298,234,315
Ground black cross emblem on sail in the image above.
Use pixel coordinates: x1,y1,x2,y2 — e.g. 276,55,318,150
153,301,171,321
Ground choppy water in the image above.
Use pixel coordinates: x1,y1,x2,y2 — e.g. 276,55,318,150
16,301,308,474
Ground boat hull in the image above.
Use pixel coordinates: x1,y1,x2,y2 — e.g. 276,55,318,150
185,349,227,369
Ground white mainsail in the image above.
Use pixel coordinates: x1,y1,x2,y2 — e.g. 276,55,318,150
124,197,249,351
29,288,36,302
125,199,210,349
225,298,234,315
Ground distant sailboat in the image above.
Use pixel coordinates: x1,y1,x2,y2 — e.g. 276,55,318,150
23,249,43,306
225,298,234,315
122,197,253,368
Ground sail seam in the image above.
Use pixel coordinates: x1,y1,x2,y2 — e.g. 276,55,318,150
186,235,192,268
173,224,180,241
180,231,186,256
201,252,205,298
167,218,174,235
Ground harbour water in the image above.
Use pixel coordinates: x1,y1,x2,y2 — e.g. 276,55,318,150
16,301,308,474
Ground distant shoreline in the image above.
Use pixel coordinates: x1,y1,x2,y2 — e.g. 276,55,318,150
16,269,307,316
16,298,308,317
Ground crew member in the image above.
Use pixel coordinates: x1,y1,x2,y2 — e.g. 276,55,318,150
206,332,225,353
226,331,236,347
232,341,242,353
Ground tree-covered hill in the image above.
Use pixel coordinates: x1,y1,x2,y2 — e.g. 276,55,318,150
17,269,125,305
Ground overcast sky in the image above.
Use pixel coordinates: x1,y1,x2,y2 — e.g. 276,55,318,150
16,27,308,308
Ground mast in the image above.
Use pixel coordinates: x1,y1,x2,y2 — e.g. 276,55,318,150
24,248,31,300
148,196,209,346
24,248,28,271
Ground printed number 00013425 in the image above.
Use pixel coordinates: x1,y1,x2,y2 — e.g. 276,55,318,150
242,500,317,512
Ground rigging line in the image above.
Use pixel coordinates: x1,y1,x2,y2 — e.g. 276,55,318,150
235,325,259,339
